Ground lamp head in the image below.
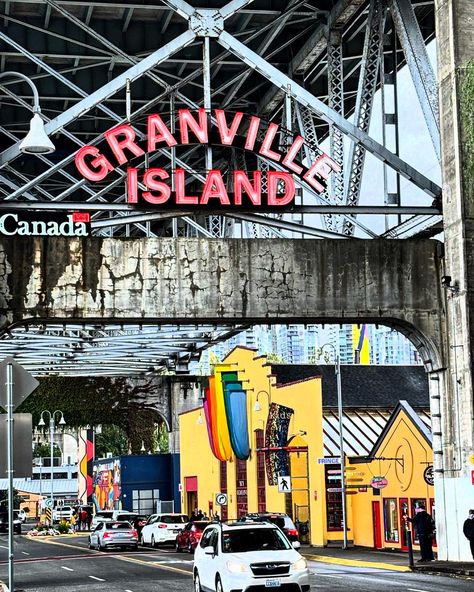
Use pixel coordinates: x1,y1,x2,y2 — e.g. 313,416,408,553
59,415,66,425
38,417,45,427
254,400,261,412
19,113,55,154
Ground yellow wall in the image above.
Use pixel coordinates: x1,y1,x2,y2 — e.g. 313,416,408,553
179,346,327,545
350,407,434,549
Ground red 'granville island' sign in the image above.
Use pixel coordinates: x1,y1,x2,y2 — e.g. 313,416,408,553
75,109,341,209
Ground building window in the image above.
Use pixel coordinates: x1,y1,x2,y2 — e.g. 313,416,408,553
219,461,228,522
235,458,248,518
383,498,399,543
132,488,160,515
255,429,266,512
325,464,342,530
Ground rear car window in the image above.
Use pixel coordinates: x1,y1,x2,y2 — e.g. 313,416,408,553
161,515,188,524
96,512,113,519
107,521,132,530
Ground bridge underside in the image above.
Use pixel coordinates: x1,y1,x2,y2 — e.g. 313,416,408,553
0,237,445,375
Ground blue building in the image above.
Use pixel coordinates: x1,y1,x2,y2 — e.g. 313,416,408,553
93,453,181,515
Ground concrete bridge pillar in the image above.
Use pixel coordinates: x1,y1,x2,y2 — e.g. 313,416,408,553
436,0,474,561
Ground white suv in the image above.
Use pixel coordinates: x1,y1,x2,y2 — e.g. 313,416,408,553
140,513,188,547
193,521,310,592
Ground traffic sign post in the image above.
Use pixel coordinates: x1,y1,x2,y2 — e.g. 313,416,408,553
278,476,292,493
0,357,39,592
215,493,228,506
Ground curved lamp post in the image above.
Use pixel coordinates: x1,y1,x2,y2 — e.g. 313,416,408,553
320,343,347,550
38,410,65,520
254,389,272,412
0,71,55,153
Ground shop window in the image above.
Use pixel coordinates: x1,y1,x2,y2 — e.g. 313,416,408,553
383,498,399,543
325,464,342,530
255,429,266,513
235,458,248,518
220,461,228,522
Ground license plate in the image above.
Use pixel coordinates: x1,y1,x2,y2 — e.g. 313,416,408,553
265,580,281,588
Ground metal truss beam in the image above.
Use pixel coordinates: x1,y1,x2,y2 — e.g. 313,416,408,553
388,0,440,160
0,29,196,166
217,30,440,198
343,0,386,236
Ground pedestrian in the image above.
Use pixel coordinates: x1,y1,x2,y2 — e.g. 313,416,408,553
462,508,474,559
85,509,92,531
189,510,197,522
213,512,220,523
76,509,82,532
80,508,87,531
70,512,77,533
407,504,435,562
197,509,204,520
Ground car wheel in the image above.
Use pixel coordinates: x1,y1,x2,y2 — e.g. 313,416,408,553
175,540,182,553
216,575,225,592
132,545,138,551
98,542,104,552
88,540,94,549
194,571,202,592
140,534,146,547
151,535,156,548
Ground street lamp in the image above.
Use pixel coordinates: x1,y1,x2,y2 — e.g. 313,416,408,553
254,390,271,412
0,71,55,153
38,410,65,521
319,343,348,550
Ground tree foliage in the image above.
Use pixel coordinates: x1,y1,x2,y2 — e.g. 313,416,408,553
33,442,61,459
15,376,168,454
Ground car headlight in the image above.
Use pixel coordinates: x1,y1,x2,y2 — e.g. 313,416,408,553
291,558,307,571
226,560,249,573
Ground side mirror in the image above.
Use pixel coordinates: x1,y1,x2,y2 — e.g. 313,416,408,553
204,545,215,555
292,541,301,550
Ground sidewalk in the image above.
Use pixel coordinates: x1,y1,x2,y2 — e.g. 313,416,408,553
300,545,474,577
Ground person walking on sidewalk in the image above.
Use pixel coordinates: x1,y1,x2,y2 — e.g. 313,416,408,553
407,504,435,562
463,508,474,559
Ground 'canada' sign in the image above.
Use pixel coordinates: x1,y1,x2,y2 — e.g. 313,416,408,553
75,109,340,209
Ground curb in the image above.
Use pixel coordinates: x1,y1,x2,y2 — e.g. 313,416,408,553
414,567,474,578
303,553,411,572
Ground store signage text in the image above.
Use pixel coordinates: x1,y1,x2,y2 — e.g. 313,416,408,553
0,212,90,237
75,109,341,208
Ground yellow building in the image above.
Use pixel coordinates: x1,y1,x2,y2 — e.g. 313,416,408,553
179,347,433,550
349,400,434,552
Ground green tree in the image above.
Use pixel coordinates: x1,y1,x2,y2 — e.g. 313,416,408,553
95,425,129,459
33,442,61,459
0,488,25,509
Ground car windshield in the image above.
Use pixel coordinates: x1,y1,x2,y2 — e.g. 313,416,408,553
107,522,132,530
222,528,291,553
193,521,210,531
117,514,136,522
161,515,188,524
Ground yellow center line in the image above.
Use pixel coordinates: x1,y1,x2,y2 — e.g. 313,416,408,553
304,554,411,572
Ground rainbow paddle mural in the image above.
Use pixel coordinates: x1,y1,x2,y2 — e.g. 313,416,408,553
204,366,250,461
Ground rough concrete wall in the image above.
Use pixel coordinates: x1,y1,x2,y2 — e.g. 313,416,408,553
0,237,444,367
434,0,474,561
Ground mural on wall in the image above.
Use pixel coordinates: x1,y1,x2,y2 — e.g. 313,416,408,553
92,459,122,510
78,427,94,506
265,403,294,485
204,366,250,461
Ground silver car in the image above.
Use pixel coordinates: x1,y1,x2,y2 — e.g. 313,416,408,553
89,520,138,551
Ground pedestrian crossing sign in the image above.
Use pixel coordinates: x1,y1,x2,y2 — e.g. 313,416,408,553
277,476,292,493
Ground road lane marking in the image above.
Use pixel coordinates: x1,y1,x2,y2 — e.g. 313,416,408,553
116,554,192,576
305,554,411,572
61,566,74,571
408,589,430,592
21,551,30,555
89,575,106,581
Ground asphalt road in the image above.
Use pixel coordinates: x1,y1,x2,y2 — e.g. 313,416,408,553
0,533,472,592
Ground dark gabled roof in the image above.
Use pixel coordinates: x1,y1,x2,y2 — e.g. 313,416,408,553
270,364,429,408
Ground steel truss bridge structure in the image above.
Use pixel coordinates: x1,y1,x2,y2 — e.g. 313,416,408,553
0,0,441,375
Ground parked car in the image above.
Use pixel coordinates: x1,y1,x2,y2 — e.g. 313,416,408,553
140,513,188,547
175,520,210,553
242,512,300,543
14,509,27,523
89,520,138,551
0,511,22,534
53,505,74,522
193,520,309,592
90,510,114,530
